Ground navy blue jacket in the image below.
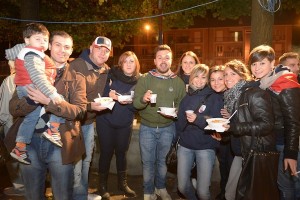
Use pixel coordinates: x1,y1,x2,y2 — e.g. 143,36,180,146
176,86,223,150
97,67,137,128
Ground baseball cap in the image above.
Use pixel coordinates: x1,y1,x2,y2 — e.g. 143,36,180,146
93,36,112,51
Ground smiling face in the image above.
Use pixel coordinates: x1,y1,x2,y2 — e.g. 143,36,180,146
210,71,226,92
49,35,73,66
181,55,197,75
89,46,110,67
154,49,172,75
224,67,242,89
191,71,208,90
250,58,275,79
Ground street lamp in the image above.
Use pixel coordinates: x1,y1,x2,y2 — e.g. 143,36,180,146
144,24,151,42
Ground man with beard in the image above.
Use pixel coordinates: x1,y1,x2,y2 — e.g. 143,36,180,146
133,44,186,200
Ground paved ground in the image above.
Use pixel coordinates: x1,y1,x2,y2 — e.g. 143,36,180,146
0,128,221,199
0,168,221,200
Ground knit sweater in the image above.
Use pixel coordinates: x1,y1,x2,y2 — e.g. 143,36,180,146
133,70,186,128
14,46,58,100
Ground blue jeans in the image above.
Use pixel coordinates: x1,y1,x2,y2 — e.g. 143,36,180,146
177,146,216,200
225,156,242,200
16,85,41,144
20,133,73,200
49,114,65,124
73,123,95,200
139,123,175,194
277,145,300,200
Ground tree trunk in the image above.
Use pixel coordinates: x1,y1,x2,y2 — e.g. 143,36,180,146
250,0,274,50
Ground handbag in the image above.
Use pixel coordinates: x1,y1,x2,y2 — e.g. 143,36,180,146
236,132,280,200
166,137,179,174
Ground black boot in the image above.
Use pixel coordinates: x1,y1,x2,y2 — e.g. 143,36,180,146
117,171,136,198
99,173,110,200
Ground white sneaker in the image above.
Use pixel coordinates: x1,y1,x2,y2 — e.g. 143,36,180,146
144,193,157,200
155,188,172,200
88,193,102,200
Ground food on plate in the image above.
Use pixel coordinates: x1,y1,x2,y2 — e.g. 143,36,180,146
94,97,113,106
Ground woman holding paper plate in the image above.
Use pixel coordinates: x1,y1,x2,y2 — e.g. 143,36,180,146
222,59,276,200
209,65,234,200
96,51,140,199
176,64,223,200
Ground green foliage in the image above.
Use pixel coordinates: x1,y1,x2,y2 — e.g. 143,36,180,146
0,0,298,52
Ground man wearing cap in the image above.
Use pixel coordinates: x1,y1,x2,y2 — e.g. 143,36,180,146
70,36,112,200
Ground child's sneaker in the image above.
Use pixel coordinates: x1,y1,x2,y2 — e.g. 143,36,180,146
10,147,31,165
42,129,63,147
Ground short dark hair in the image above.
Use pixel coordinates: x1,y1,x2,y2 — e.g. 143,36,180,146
154,44,172,58
49,31,73,45
278,52,299,65
23,23,49,39
248,45,275,66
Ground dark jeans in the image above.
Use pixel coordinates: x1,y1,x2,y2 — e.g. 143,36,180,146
96,119,132,173
216,141,234,194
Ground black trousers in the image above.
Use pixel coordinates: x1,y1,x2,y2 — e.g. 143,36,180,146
96,119,132,173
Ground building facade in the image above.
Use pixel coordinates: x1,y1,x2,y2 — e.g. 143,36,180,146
132,25,293,73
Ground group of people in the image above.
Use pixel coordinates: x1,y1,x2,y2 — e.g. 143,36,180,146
0,21,299,200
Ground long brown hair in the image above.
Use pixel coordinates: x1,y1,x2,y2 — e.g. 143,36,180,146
225,59,252,81
175,51,200,75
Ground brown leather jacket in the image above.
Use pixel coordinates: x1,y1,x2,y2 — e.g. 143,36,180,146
69,57,109,125
9,64,87,164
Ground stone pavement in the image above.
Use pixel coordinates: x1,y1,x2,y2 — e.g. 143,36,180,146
0,167,221,200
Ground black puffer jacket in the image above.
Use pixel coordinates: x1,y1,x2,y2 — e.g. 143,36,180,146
229,84,276,158
269,88,300,160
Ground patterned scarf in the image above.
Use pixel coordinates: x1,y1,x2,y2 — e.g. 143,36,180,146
224,80,247,114
148,69,177,79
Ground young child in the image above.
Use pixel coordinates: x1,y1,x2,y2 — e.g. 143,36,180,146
9,23,64,164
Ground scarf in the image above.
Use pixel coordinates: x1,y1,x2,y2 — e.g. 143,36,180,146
224,80,247,114
148,69,177,79
110,66,138,85
260,65,299,93
55,66,65,83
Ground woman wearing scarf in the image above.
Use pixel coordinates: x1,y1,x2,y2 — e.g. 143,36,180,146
249,45,300,200
223,59,276,200
96,51,140,199
176,64,223,200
